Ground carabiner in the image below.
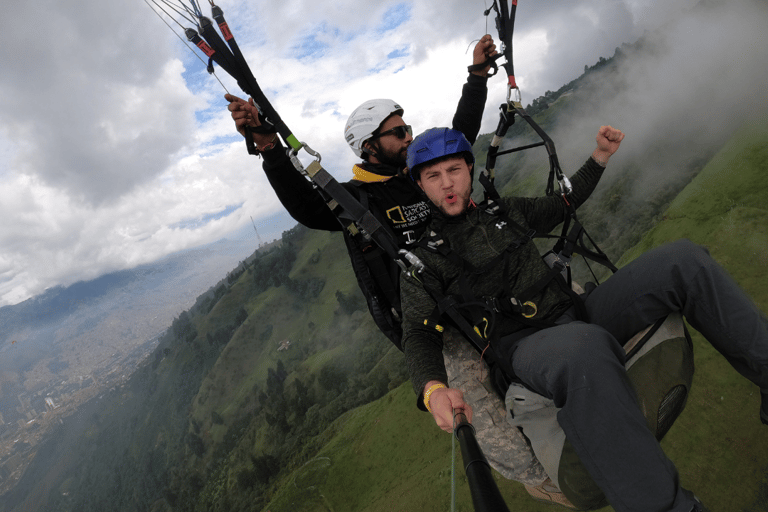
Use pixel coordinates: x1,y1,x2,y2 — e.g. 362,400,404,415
507,85,522,109
287,142,322,176
398,249,426,274
299,142,322,163
558,174,573,196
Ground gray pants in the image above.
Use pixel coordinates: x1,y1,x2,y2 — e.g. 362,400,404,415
510,239,768,512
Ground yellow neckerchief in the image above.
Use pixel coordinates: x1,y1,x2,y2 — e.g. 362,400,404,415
351,164,395,183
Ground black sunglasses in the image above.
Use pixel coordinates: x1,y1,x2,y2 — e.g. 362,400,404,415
371,124,413,140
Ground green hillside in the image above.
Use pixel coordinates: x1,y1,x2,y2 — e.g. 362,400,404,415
0,222,412,512
616,122,768,511
256,123,768,512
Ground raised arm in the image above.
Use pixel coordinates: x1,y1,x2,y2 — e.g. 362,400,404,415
509,125,625,234
225,94,342,232
451,35,497,145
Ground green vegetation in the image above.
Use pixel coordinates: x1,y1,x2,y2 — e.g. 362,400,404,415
615,122,768,511
3,46,768,512
254,120,768,512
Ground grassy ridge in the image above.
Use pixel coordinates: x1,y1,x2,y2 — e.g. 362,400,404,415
618,122,768,511
259,123,768,512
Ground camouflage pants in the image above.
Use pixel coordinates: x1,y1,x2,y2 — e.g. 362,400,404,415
442,328,547,486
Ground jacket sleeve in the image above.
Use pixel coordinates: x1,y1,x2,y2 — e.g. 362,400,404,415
399,259,449,403
451,73,489,145
260,140,343,232
507,157,606,235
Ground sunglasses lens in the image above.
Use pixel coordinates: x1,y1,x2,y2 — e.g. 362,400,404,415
395,125,413,139
375,124,412,140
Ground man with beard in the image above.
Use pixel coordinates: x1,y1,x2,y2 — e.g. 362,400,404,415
225,35,496,248
224,35,499,352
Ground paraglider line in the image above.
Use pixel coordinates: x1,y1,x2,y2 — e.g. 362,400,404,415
144,0,230,93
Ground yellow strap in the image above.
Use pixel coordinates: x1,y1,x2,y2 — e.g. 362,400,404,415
522,301,538,318
352,164,393,183
473,317,489,339
424,319,444,332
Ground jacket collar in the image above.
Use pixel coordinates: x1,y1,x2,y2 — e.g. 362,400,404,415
351,162,401,183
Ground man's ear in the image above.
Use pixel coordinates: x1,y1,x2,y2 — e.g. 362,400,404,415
362,139,377,157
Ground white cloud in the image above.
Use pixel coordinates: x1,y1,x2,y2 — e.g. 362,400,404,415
1,0,764,306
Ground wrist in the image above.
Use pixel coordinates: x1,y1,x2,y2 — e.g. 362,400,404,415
591,149,611,167
423,381,447,413
257,134,278,152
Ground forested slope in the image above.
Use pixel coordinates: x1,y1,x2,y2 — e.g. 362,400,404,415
256,116,768,512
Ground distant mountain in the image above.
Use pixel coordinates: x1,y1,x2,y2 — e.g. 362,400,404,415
0,233,272,495
0,236,264,371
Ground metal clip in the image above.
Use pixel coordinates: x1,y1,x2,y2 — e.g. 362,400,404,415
300,142,321,163
288,142,322,177
398,249,425,274
484,296,501,313
507,85,523,109
426,239,444,251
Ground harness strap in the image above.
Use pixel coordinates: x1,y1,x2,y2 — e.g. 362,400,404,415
467,53,504,77
362,246,401,313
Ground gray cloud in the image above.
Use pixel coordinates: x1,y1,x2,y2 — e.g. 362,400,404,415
0,0,740,306
0,0,198,204
500,0,768,242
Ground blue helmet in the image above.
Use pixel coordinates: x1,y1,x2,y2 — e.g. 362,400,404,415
406,128,474,179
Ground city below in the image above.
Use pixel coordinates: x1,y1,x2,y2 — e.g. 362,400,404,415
0,330,163,495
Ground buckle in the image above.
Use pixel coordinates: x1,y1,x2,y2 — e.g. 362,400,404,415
510,297,538,318
484,296,502,313
521,301,538,318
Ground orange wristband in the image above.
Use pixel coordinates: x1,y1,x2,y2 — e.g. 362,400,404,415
258,134,277,152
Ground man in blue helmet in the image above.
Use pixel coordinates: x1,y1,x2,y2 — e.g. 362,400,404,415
225,38,567,497
399,127,768,512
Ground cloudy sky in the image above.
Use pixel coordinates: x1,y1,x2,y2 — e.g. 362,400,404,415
1,0,765,307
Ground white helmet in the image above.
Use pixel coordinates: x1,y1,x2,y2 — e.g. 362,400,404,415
344,99,404,158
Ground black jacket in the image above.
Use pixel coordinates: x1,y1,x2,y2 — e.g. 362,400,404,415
259,73,488,237
256,73,489,346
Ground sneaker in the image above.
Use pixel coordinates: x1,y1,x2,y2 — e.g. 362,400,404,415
683,489,710,512
691,500,710,512
761,390,768,425
524,478,579,510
